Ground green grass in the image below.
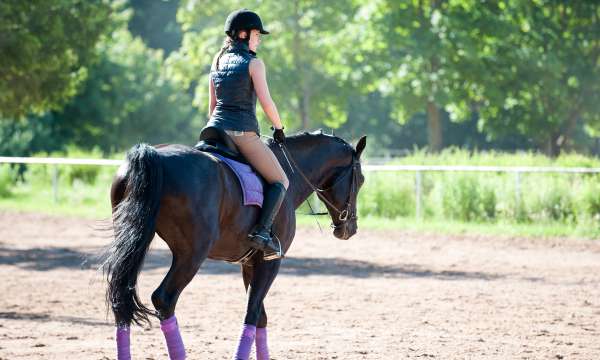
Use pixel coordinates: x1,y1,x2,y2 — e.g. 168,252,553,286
296,214,597,239
2,148,600,239
0,189,596,239
0,185,112,219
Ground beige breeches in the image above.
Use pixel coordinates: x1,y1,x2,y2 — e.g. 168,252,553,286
225,130,289,189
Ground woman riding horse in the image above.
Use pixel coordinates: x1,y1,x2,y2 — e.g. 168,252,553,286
102,8,367,360
207,9,288,258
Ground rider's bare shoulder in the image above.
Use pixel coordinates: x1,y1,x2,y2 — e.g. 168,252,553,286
249,58,265,77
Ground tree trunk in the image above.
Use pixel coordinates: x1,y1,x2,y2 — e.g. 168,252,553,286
561,109,580,153
545,134,560,157
544,110,580,157
426,101,443,152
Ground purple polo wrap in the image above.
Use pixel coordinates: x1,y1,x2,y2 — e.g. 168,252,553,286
255,327,270,360
160,315,186,360
234,324,256,360
116,326,131,360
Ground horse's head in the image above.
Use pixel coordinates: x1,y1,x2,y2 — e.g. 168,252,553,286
319,135,367,240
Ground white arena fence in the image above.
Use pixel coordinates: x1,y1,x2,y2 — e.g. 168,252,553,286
1,156,600,217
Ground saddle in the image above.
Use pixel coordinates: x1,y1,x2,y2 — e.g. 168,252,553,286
194,126,264,208
194,126,249,165
194,126,267,264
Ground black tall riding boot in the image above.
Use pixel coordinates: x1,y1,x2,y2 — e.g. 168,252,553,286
248,181,286,259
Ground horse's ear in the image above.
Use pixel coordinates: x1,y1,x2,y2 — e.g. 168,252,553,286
355,135,367,159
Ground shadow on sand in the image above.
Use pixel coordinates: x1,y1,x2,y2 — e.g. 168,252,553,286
0,311,111,327
0,245,504,281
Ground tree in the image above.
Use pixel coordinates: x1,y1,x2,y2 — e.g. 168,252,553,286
51,28,202,154
127,0,183,57
467,1,600,156
346,0,474,152
0,0,114,118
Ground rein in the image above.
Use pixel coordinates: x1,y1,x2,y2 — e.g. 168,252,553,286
278,142,358,225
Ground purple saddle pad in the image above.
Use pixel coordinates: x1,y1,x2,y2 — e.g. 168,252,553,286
212,153,263,207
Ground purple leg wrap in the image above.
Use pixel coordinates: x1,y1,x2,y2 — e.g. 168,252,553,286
116,326,131,360
234,324,256,360
160,315,186,360
255,327,270,360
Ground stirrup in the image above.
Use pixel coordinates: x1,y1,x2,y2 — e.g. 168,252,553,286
248,230,282,260
263,235,283,261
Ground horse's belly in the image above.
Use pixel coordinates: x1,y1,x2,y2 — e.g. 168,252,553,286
207,213,255,262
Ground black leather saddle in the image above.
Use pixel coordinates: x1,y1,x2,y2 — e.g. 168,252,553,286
194,126,249,164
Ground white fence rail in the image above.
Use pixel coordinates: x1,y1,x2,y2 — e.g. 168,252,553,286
2,157,600,216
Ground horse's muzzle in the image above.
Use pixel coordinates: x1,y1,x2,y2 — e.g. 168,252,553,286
333,222,357,240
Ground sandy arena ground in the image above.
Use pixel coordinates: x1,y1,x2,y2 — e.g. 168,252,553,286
1,211,600,359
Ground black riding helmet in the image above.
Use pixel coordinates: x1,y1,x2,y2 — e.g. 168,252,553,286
224,9,269,36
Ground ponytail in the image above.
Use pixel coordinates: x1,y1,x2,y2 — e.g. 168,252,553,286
215,30,250,71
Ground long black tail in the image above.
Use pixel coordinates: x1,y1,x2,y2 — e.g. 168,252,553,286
101,143,163,327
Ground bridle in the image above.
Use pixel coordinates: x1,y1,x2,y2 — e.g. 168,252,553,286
279,142,360,230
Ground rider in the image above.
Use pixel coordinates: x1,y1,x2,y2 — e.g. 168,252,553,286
205,9,289,257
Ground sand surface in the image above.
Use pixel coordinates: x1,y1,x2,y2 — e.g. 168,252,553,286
1,211,600,359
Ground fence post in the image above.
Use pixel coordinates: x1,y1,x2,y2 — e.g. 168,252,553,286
415,170,422,220
52,166,59,203
514,171,521,206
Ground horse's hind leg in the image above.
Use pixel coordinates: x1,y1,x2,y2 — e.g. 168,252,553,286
235,256,281,360
151,220,214,360
150,252,202,360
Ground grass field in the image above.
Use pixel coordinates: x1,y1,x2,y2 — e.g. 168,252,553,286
1,148,599,239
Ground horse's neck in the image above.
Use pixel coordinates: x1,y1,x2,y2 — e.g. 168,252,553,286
280,137,343,210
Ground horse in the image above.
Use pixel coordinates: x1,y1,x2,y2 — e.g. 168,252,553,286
101,130,367,359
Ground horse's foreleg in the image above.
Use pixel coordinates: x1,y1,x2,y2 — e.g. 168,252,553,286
235,257,281,360
242,264,270,359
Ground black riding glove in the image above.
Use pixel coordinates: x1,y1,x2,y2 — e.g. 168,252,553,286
272,126,285,144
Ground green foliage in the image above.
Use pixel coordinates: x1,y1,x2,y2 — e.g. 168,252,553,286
1,0,599,163
1,149,600,237
356,149,600,232
0,0,114,118
438,175,496,222
392,148,600,167
49,28,203,153
0,165,14,198
358,173,415,218
0,149,116,217
526,178,576,223
345,1,600,155
579,181,600,224
128,0,183,56
61,148,104,185
462,1,600,155
345,0,483,150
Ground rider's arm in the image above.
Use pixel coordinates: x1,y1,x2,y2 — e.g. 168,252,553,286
249,58,283,130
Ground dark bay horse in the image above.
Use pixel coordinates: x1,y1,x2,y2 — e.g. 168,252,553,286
101,130,366,359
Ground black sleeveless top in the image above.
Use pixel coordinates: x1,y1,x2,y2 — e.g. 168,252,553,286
207,42,260,134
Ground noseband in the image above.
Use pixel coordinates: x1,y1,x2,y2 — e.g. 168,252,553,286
279,142,359,230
